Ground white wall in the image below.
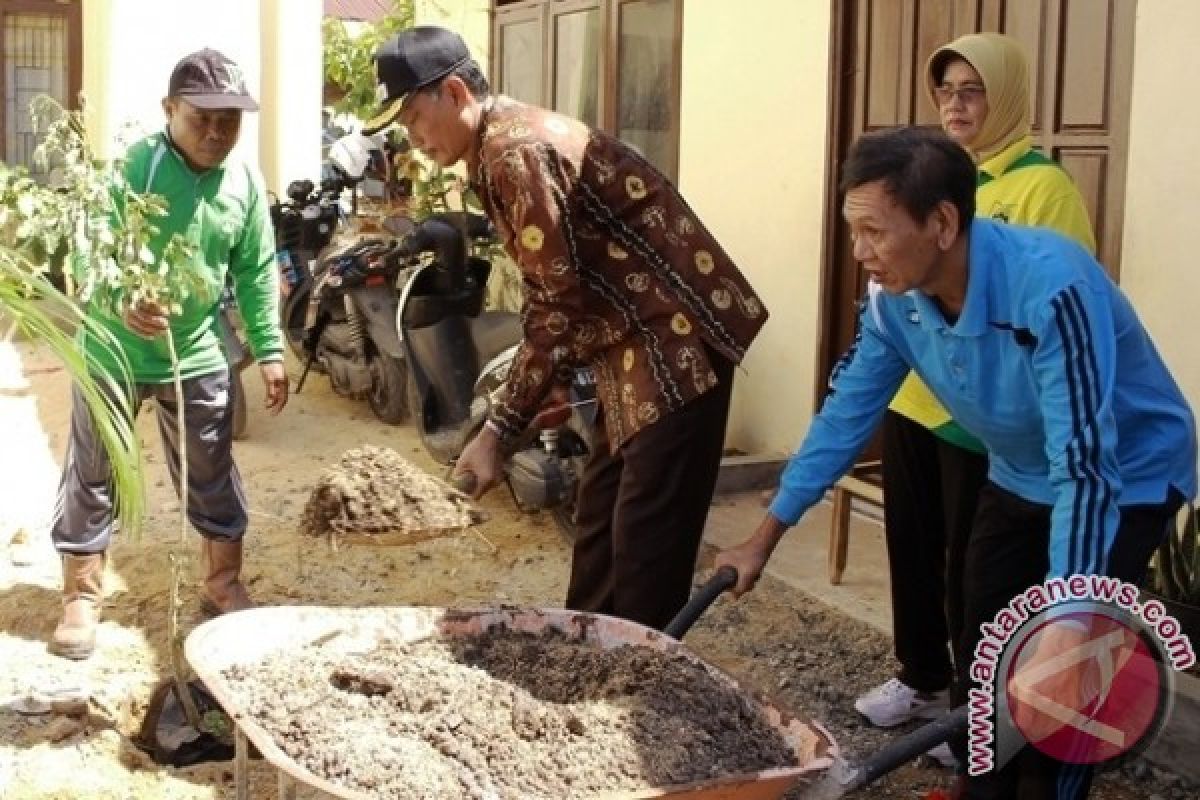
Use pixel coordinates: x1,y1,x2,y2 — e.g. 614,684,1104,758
82,0,322,193
260,0,324,193
1120,1,1200,437
415,0,490,60
84,0,263,161
677,0,833,455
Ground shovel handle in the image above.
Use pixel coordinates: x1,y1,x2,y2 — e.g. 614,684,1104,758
664,566,738,640
843,705,969,793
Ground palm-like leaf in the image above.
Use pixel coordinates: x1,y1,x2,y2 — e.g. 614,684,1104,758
0,249,144,536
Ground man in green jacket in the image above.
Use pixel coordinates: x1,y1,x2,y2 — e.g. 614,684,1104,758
49,49,289,660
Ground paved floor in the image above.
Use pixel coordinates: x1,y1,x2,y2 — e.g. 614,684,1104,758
703,489,893,635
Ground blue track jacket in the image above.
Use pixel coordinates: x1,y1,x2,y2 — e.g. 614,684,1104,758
771,218,1197,578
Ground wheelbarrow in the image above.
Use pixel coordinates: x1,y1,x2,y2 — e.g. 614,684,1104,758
667,569,970,799
185,567,966,799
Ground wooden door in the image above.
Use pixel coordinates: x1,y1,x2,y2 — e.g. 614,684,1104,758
818,0,1136,414
0,0,82,175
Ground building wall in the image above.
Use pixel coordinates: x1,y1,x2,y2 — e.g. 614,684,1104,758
677,0,833,455
81,0,322,194
260,0,324,193
414,0,490,62
1120,1,1200,435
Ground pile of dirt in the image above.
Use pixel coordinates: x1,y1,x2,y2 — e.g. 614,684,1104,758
221,627,796,799
301,445,484,538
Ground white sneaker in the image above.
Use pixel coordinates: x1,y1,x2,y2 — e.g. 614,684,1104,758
926,742,958,768
853,678,951,728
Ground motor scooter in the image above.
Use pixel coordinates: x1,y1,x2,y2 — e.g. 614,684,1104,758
394,213,596,539
272,134,413,424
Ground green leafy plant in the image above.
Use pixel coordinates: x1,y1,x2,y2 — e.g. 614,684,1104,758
0,96,204,539
1148,505,1200,605
323,2,416,121
0,258,142,532
4,95,209,727
323,2,460,220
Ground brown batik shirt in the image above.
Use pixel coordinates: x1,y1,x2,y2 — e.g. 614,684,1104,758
471,97,768,450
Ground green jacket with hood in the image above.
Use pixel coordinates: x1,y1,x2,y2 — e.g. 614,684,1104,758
82,131,282,383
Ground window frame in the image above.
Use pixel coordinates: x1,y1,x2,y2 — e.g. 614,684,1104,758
491,0,682,180
493,1,547,108
549,0,604,128
0,0,82,170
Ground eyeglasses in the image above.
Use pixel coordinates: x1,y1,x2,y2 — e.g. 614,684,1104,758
933,84,986,106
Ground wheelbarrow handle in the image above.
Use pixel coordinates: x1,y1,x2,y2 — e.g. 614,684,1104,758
843,705,969,793
664,566,738,640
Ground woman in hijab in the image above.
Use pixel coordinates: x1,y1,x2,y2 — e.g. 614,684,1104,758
854,31,1097,790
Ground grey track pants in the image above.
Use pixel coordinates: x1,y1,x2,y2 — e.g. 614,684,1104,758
51,369,248,554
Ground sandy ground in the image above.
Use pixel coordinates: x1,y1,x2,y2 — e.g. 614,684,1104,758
0,340,1186,800
0,342,571,799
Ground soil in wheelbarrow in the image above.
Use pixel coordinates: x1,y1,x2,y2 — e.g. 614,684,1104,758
221,627,797,799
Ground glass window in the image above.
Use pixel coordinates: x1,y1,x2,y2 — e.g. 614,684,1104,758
616,0,677,177
491,0,681,179
498,17,543,106
4,13,68,172
553,8,600,127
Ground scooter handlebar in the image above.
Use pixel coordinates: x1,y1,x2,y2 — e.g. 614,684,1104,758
389,216,469,271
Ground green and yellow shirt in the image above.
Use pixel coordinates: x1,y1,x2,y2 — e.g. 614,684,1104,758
888,135,1096,450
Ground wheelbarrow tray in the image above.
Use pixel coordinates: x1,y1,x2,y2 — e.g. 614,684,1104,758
186,605,837,800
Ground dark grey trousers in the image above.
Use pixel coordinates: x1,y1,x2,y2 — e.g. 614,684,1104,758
51,369,247,554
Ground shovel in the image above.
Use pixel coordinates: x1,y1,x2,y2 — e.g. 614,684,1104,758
836,706,968,794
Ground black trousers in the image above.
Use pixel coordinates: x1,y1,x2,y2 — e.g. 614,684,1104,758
880,411,989,692
565,350,735,631
952,482,1181,800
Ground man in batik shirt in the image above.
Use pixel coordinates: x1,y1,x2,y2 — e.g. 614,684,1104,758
364,26,767,629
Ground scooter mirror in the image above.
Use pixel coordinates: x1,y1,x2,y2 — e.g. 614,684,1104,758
286,179,314,205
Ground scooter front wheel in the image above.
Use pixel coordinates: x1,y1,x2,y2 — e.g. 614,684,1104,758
367,352,409,424
282,281,324,371
230,367,248,440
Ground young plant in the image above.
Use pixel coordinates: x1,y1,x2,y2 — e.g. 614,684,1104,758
1149,505,1200,606
10,95,208,728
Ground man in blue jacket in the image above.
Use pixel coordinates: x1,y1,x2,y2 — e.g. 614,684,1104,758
716,126,1195,799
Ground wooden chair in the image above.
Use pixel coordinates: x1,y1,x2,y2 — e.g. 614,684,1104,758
828,461,884,584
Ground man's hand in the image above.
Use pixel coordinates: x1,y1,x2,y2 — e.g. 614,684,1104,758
452,425,504,499
122,299,170,339
713,514,788,597
259,361,289,415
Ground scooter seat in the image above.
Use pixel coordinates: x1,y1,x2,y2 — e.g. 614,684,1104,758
469,311,524,366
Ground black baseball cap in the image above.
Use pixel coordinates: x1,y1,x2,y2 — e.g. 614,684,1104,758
167,48,259,112
362,26,470,134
